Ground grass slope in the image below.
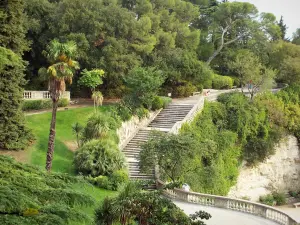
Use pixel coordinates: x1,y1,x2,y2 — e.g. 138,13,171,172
25,106,109,174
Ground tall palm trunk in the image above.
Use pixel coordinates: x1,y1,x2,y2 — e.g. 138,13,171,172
46,100,59,171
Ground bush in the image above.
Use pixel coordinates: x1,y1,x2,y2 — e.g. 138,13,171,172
124,67,165,109
135,107,149,119
212,74,233,89
173,82,197,97
74,139,126,177
58,98,69,107
151,96,164,110
259,194,275,206
22,98,69,111
202,79,212,89
115,103,132,121
90,169,129,191
109,169,129,190
81,112,121,143
273,192,287,205
196,84,203,93
161,96,172,108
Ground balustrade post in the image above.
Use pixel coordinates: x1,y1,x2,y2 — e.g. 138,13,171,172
214,198,228,208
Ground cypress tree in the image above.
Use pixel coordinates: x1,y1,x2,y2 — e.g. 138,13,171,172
0,0,32,150
0,47,32,150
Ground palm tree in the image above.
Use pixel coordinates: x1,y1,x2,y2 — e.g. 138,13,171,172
44,40,79,171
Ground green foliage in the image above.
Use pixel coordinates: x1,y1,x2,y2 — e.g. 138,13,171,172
95,182,211,225
151,96,164,110
115,103,133,121
81,112,121,143
259,194,275,206
161,96,172,108
259,192,286,206
22,98,69,111
124,67,165,109
173,82,198,97
0,0,29,55
74,139,126,177
0,47,33,150
140,132,200,182
0,155,94,225
212,74,233,89
91,169,129,191
78,69,105,90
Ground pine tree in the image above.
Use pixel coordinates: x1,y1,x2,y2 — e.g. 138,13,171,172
0,0,32,150
278,16,288,40
0,0,29,55
0,47,32,150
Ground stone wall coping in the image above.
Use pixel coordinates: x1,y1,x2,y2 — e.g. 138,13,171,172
156,179,299,225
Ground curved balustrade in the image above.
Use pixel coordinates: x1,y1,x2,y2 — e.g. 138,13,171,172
157,180,299,225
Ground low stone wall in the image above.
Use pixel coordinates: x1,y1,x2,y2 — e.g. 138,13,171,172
157,180,299,225
117,110,161,150
23,91,70,100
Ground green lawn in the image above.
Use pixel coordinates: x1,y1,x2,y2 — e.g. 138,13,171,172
25,106,117,224
25,106,109,174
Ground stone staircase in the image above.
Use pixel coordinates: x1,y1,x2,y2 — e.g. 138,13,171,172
122,103,196,180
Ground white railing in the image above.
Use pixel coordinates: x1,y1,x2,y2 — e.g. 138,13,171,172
157,180,299,225
170,96,205,134
23,91,70,100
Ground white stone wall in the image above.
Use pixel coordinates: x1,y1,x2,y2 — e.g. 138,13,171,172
117,111,158,149
228,135,300,202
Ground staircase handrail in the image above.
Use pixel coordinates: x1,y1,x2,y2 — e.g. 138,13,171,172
170,96,205,134
156,180,299,225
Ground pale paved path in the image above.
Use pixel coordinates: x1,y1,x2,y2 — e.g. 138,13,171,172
276,206,300,223
174,200,278,225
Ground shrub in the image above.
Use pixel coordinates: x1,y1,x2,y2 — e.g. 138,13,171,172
173,82,197,97
135,107,149,119
161,96,172,108
115,103,132,121
196,84,203,93
22,98,69,111
74,139,126,177
93,176,112,190
273,192,287,205
58,98,69,107
151,96,164,110
259,194,275,206
109,169,129,190
81,112,121,143
90,169,129,191
212,75,233,89
203,79,212,89
124,67,165,109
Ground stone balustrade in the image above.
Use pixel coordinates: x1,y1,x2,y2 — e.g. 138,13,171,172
23,91,70,100
157,180,299,225
170,96,205,134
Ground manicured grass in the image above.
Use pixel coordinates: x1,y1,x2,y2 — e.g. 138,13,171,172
71,182,117,225
25,106,110,174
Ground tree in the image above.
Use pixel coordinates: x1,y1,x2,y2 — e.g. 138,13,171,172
78,69,105,111
278,16,288,40
206,2,258,64
95,182,211,225
0,47,32,150
72,122,83,147
43,40,80,171
0,0,29,55
140,132,200,182
292,28,300,45
229,50,276,99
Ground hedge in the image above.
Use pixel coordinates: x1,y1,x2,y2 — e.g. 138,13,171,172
22,98,69,111
212,74,233,89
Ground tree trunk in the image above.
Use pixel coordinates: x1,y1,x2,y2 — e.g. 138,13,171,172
206,44,224,65
46,100,59,171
